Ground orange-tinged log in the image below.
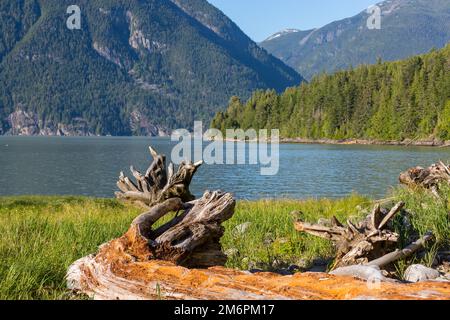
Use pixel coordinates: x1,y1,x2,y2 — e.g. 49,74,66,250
67,235,450,300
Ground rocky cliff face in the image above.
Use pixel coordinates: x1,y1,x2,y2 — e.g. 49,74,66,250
2,109,169,137
129,110,169,137
5,110,94,136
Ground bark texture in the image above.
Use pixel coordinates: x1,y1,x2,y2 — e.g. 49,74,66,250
399,161,450,195
294,202,433,269
66,258,450,300
116,146,203,208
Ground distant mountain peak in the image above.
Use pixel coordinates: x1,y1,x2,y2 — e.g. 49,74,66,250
261,0,450,79
264,29,301,41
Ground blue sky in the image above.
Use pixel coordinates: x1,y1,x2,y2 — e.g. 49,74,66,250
207,0,379,42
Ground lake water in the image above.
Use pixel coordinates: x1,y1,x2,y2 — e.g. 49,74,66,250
0,136,448,200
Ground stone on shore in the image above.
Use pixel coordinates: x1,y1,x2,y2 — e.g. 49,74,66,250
405,264,441,283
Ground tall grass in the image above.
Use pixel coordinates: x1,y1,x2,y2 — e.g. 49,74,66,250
222,195,370,271
0,187,448,299
390,185,450,276
0,196,141,300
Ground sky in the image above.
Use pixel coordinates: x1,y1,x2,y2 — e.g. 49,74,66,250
207,0,379,42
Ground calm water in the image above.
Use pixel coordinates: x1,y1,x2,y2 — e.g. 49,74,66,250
0,136,448,200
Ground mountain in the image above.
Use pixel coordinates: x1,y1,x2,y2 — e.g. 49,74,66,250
260,0,450,80
0,0,303,136
212,45,450,142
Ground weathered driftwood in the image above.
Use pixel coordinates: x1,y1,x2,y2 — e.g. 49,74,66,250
67,258,450,300
120,190,235,268
294,202,409,269
367,232,434,268
399,161,450,195
115,146,203,208
67,190,237,299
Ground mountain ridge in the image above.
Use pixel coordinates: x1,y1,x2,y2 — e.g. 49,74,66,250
261,0,450,80
0,0,303,136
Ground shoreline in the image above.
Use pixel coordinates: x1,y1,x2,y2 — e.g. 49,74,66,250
2,134,450,148
279,137,450,147
220,137,450,147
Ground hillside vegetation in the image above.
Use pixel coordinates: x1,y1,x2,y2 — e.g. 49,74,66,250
212,45,450,141
261,0,450,80
0,0,302,136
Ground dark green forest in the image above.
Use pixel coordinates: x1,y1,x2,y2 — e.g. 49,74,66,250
0,0,301,136
212,45,450,141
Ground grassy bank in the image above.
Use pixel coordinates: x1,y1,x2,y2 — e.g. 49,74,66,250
0,187,448,300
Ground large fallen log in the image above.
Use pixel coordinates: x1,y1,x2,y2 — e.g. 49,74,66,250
67,189,239,298
67,257,450,300
115,146,203,208
399,161,450,195
294,202,417,269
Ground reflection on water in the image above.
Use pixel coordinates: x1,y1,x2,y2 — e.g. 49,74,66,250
0,136,448,200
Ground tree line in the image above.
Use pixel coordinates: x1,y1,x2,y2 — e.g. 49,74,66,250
212,45,450,141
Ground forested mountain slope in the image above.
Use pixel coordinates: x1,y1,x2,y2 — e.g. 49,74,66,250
212,45,450,142
261,0,450,80
0,0,302,136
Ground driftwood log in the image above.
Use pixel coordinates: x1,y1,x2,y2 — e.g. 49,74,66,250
67,190,238,298
67,258,450,300
124,190,236,268
66,148,449,299
115,147,234,268
399,161,450,195
293,202,432,269
116,146,203,208
367,232,434,268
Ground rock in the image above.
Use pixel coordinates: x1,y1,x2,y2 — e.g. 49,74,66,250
277,268,293,276
7,109,40,135
248,268,264,274
405,264,441,283
224,248,238,258
232,222,252,237
129,110,169,137
295,258,311,269
5,109,95,136
288,265,301,273
330,265,393,282
433,277,450,283
3,108,169,137
307,258,330,273
312,258,330,266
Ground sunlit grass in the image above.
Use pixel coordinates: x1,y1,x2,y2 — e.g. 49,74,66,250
0,187,448,299
0,196,141,300
389,185,450,277
222,194,370,271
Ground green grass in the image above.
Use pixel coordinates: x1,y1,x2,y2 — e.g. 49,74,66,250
222,194,371,271
389,185,450,275
0,188,448,300
0,196,141,300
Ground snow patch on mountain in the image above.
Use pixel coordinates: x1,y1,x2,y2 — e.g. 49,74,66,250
265,29,301,41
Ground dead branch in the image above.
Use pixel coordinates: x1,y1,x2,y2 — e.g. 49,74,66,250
294,202,406,269
367,232,434,268
399,161,450,192
115,146,203,208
